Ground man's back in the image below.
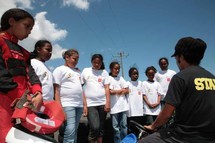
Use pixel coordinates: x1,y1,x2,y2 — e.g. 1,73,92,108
165,65,215,142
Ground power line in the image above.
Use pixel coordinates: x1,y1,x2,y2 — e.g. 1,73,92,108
107,0,126,49
75,10,105,47
91,4,116,47
113,52,129,77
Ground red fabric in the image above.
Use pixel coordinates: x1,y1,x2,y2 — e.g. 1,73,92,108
0,32,42,142
0,95,14,143
12,101,65,134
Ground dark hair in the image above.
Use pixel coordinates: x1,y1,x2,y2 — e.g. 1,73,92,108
62,49,79,59
0,8,34,31
109,61,120,76
172,37,206,65
158,57,169,65
145,66,157,76
91,54,105,70
30,40,51,59
128,67,138,77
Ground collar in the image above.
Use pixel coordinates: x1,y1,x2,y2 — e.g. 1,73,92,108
0,32,18,43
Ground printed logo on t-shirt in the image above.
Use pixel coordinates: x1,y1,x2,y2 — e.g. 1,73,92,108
167,77,171,82
98,77,102,82
43,72,48,79
68,73,72,78
194,78,215,90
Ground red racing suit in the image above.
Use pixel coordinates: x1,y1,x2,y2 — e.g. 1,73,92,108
0,32,42,142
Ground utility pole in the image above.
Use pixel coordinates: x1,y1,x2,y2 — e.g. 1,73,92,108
113,52,129,77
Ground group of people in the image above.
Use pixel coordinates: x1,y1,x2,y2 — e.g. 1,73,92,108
0,7,215,143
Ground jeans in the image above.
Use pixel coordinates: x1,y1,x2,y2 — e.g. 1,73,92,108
63,106,83,143
111,111,127,143
87,105,106,141
145,115,157,125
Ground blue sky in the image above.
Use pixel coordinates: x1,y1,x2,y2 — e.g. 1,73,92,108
0,0,214,80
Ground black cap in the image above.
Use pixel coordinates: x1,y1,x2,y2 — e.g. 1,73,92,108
171,37,206,59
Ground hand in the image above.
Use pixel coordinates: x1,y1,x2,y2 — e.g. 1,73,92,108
147,103,154,108
144,124,157,133
151,103,158,108
31,92,43,112
104,103,110,112
121,88,128,95
83,106,88,117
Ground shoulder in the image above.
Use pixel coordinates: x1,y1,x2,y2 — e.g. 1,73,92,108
142,80,147,84
102,69,109,75
82,67,91,72
119,76,126,81
168,69,177,74
54,65,65,72
31,59,43,65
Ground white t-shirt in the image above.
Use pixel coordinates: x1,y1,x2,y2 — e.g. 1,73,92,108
31,59,54,101
142,80,163,115
53,65,83,107
155,69,176,100
108,76,129,114
81,67,109,107
127,80,144,117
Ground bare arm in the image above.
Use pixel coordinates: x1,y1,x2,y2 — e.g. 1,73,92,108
122,87,129,95
152,94,161,108
54,83,61,104
110,87,129,96
143,94,152,108
104,84,110,112
82,92,88,116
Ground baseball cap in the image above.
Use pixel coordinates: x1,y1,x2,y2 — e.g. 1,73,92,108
171,37,206,59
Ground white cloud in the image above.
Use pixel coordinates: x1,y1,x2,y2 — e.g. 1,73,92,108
20,12,68,59
63,0,90,10
14,0,34,9
0,0,33,14
0,0,16,16
31,11,68,42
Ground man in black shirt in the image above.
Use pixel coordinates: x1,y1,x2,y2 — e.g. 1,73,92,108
139,37,215,143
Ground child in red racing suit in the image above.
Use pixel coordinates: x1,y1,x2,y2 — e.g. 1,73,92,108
0,8,43,142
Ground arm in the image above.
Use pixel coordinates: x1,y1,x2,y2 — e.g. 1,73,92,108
110,88,129,96
152,94,161,108
110,89,120,95
121,87,129,95
104,84,110,112
28,60,43,111
54,83,61,104
143,94,153,108
54,83,67,120
82,91,88,116
144,103,175,131
0,47,17,92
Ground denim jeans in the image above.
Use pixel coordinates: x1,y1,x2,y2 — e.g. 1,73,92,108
87,105,106,141
111,111,127,143
145,115,157,125
63,106,83,143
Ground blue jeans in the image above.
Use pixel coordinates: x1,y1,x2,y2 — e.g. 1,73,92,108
63,106,83,143
87,105,106,141
145,115,157,125
111,111,127,143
